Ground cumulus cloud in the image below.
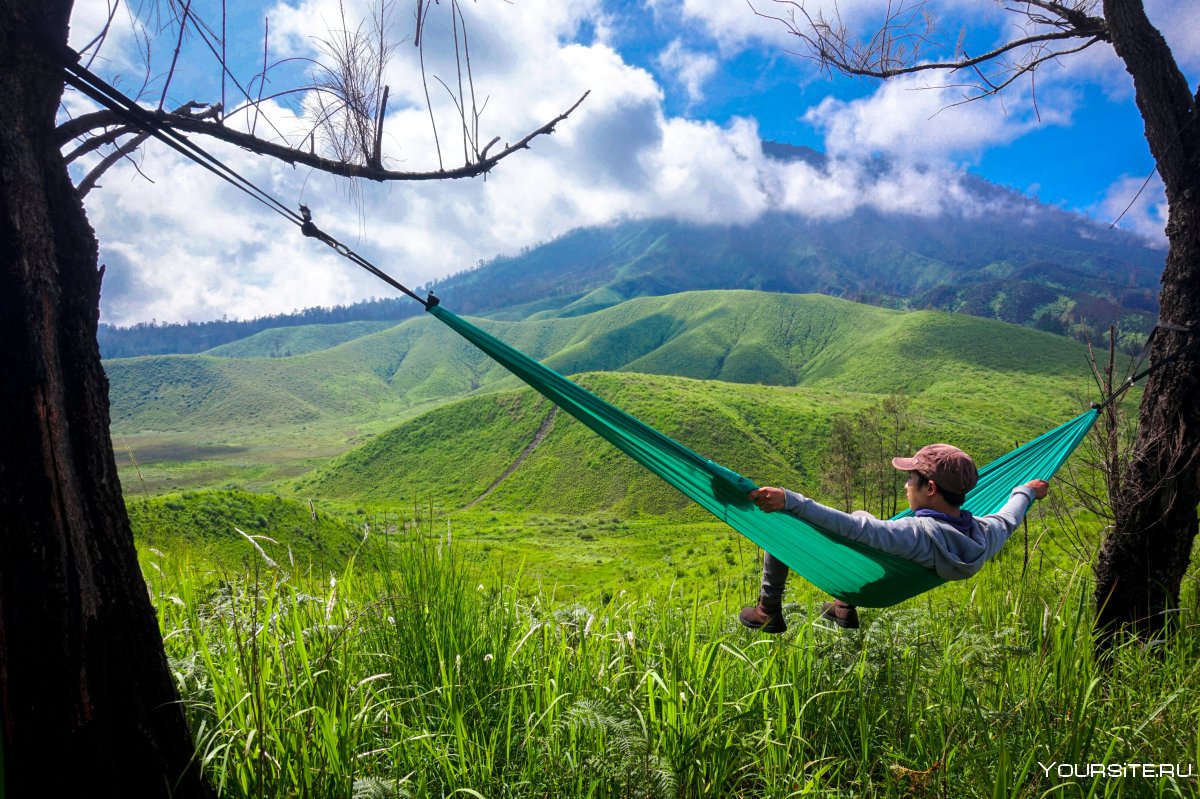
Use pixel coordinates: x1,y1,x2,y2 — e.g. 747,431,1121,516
68,0,138,63
657,39,718,103
81,126,383,324
647,0,786,51
1094,174,1168,245
68,0,1112,325
805,72,1072,163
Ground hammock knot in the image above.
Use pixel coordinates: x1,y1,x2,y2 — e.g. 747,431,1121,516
298,204,335,245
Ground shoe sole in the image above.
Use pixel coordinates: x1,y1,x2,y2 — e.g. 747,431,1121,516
820,603,859,629
739,616,787,634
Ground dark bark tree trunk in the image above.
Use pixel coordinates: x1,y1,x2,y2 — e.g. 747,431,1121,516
0,2,213,795
1093,0,1200,648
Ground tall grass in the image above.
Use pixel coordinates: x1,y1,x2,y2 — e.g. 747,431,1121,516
145,538,1199,798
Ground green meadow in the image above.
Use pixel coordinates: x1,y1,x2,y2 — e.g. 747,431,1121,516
143,529,1199,798
108,291,1199,796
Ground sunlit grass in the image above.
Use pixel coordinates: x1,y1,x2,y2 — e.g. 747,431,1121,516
145,532,1200,798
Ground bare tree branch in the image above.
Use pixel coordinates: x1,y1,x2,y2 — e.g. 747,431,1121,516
751,0,1107,96
934,36,1104,106
61,0,589,196
417,0,444,169
64,125,134,164
75,102,219,197
77,0,122,69
56,109,125,145
60,91,589,184
158,0,193,111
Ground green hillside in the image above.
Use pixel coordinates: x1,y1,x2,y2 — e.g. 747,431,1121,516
109,291,1100,496
298,356,1091,517
106,349,412,432
204,320,395,358
109,291,1089,433
128,489,373,571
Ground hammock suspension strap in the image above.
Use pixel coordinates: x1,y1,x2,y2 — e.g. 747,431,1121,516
1092,323,1199,411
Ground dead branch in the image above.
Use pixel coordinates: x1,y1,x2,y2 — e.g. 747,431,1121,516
60,92,589,183
64,125,133,164
62,0,588,193
75,102,219,197
77,0,122,69
158,0,194,111
56,109,125,145
752,0,1107,99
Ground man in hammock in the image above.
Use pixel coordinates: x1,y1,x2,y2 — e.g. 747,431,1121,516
739,443,1050,632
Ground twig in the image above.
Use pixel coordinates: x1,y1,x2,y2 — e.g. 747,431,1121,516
159,0,193,111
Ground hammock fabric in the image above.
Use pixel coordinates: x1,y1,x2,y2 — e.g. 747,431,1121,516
429,304,1098,607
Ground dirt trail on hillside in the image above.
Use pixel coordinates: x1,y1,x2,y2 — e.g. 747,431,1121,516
463,406,559,509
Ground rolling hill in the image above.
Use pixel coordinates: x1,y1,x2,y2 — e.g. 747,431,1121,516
128,489,374,571
281,293,1100,515
106,291,1093,437
295,365,1092,517
204,320,395,358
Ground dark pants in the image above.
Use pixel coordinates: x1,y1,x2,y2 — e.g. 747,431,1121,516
760,551,789,599
760,551,857,611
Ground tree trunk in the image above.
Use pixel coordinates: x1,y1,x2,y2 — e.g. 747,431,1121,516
0,3,213,795
1093,0,1200,648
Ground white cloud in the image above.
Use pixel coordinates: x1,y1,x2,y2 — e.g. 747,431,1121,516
804,72,1071,163
1094,174,1168,245
69,0,137,61
68,0,1097,325
643,117,770,223
654,0,786,51
657,39,718,103
80,122,383,324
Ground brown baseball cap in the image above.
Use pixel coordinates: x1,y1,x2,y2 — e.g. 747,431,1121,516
892,444,978,495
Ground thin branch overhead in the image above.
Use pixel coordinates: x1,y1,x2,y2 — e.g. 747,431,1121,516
62,93,589,183
752,0,1107,101
58,0,589,187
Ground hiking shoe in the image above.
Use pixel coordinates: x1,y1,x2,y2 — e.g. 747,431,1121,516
739,595,787,634
820,600,860,629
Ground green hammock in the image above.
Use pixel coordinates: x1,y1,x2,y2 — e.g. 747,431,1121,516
429,304,1097,607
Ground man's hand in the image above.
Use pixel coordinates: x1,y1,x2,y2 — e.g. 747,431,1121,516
749,486,787,513
1025,479,1050,500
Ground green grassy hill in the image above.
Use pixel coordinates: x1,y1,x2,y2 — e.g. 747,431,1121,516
297,358,1091,517
108,291,1101,497
106,349,411,432
204,320,395,358
108,291,1089,433
128,489,372,571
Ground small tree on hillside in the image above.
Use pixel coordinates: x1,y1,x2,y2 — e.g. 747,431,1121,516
758,0,1200,651
0,2,582,795
824,412,864,511
822,392,919,517
881,391,914,517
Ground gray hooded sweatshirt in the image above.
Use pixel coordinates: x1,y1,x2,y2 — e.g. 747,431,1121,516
781,486,1038,580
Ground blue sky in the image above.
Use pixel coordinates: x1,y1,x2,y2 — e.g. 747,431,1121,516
67,0,1194,325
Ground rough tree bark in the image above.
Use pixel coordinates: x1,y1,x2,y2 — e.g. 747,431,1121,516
0,1,213,795
1093,0,1200,647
